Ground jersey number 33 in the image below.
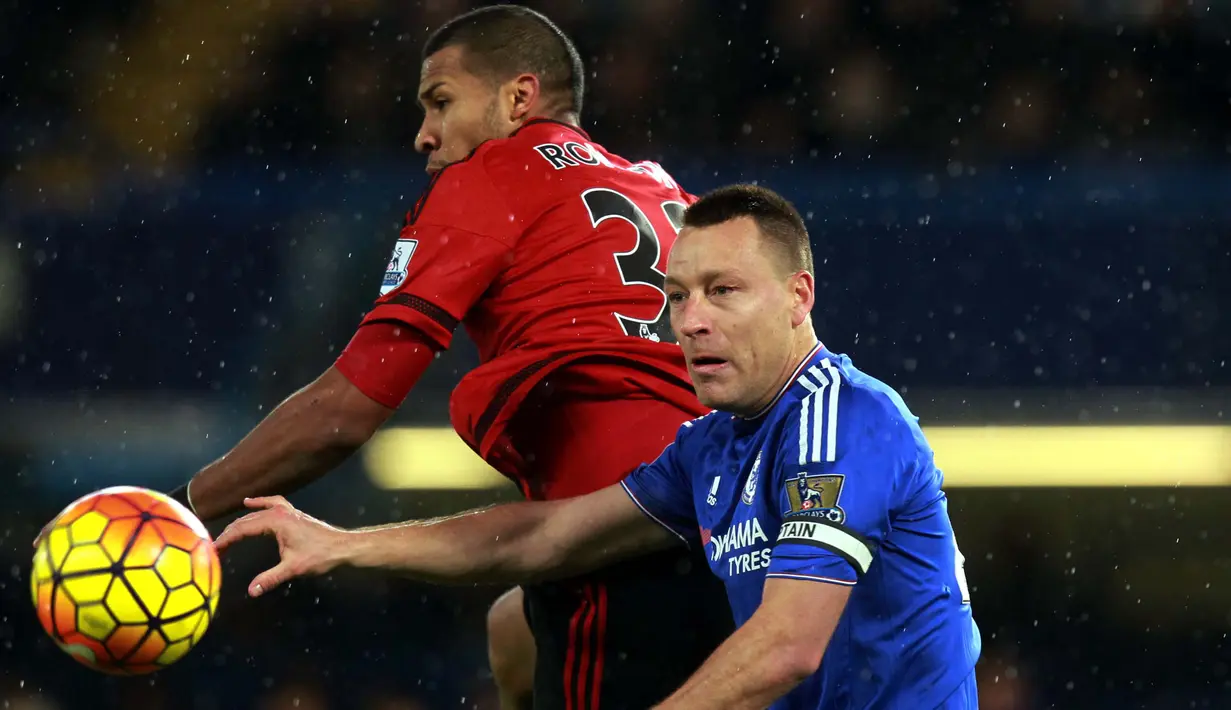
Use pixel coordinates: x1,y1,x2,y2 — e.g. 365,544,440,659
581,188,686,344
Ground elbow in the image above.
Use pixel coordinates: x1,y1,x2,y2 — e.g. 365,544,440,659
320,409,379,450
765,637,826,688
305,397,370,450
302,369,392,449
518,539,580,584
494,502,576,584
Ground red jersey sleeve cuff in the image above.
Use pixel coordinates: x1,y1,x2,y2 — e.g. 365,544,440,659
361,293,460,350
335,322,438,409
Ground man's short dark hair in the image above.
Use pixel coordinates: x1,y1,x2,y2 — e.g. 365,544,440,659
423,5,584,116
683,184,814,275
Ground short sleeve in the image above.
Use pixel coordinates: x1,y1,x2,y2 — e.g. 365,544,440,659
620,426,699,545
360,157,523,348
768,382,918,585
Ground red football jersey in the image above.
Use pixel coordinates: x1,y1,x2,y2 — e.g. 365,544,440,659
362,119,709,498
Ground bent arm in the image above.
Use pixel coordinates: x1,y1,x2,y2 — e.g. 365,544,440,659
339,483,680,585
186,365,398,521
655,578,848,709
185,324,435,521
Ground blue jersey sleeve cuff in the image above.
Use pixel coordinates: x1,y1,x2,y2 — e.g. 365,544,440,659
620,480,693,547
770,517,878,583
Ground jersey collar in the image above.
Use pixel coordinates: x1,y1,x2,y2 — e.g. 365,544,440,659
740,342,829,421
513,117,592,142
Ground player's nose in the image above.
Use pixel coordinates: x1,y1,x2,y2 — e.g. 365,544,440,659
414,127,439,155
676,300,711,338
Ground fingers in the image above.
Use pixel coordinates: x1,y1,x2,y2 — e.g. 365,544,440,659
249,562,295,598
244,496,291,511
214,496,311,598
214,510,278,553
214,498,295,552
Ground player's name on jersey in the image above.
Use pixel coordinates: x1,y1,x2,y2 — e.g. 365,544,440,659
531,139,678,189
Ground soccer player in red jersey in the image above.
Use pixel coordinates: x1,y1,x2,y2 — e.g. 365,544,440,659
154,5,731,709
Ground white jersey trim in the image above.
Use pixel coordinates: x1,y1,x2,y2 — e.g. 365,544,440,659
796,358,841,464
765,572,857,587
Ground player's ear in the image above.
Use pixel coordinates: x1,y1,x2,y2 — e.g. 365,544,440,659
506,73,540,122
789,271,815,328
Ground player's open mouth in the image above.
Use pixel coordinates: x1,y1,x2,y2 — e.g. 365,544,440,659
690,356,728,375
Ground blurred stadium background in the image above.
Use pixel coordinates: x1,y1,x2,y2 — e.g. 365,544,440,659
1,0,1229,708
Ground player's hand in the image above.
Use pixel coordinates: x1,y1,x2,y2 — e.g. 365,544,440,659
214,496,347,598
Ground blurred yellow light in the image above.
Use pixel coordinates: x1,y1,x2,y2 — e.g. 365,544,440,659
927,425,1231,487
363,425,1231,490
363,427,510,490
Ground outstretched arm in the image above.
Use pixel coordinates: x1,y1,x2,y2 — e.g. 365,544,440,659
213,484,679,597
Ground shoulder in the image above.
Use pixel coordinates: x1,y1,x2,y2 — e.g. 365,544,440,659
776,354,926,466
405,143,543,240
404,150,513,239
408,122,576,230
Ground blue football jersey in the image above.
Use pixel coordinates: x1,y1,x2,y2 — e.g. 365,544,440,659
622,343,981,709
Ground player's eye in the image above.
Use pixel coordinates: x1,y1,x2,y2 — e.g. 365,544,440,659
711,285,736,297
667,291,687,304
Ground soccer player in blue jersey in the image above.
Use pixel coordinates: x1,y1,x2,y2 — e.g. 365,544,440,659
215,184,982,709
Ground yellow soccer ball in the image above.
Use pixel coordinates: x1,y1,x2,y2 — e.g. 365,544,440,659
31,486,221,674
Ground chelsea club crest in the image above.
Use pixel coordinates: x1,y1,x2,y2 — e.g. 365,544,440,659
741,451,762,505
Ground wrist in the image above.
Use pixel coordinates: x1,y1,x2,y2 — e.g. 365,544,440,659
321,527,361,571
329,525,398,571
167,483,196,516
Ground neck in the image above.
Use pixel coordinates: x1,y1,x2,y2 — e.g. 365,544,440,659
523,109,580,128
739,330,822,418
